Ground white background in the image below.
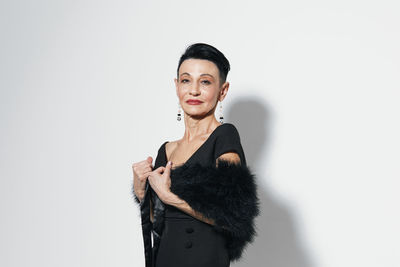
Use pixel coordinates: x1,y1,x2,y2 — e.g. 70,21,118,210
1,1,399,266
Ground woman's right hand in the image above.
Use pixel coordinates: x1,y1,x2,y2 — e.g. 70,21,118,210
132,156,153,202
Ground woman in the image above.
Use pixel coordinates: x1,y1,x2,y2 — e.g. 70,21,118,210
132,43,260,267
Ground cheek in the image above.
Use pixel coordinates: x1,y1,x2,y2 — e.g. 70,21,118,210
203,94,216,103
176,86,187,98
203,88,219,102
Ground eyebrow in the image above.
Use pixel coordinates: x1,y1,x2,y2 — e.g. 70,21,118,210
180,72,215,79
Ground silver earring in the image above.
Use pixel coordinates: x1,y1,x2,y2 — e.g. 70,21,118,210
218,101,224,124
177,102,182,121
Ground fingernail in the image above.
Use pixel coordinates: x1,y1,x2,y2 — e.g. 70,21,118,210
168,161,172,165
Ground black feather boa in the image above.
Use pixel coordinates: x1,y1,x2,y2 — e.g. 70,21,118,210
133,159,261,264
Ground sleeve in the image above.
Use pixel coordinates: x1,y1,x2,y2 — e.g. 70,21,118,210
213,123,247,166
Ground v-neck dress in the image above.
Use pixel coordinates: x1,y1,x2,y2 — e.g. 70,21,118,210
152,123,247,267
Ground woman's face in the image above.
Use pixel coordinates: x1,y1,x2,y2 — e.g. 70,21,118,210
174,58,229,120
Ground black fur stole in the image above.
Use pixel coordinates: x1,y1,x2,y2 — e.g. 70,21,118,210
133,159,261,264
169,159,261,262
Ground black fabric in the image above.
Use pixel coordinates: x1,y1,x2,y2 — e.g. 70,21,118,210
213,124,247,166
132,123,260,267
132,142,166,267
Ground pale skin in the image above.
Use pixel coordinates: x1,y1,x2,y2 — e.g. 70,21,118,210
132,58,241,225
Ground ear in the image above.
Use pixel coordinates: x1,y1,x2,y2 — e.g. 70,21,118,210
218,81,230,102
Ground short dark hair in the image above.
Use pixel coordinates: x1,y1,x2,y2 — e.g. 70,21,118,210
177,43,231,85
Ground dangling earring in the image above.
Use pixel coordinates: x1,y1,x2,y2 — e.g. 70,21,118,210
177,102,182,121
218,101,224,124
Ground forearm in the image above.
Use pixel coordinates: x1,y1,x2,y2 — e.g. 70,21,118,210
164,193,216,226
134,189,145,202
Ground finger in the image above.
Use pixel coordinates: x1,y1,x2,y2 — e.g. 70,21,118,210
147,156,153,166
142,170,153,179
153,166,165,174
163,161,172,178
133,165,151,177
143,166,152,173
135,159,153,172
133,159,149,171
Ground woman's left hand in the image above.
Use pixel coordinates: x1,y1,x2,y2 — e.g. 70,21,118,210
148,161,173,203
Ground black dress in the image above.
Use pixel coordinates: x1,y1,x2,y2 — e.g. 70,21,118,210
153,123,247,267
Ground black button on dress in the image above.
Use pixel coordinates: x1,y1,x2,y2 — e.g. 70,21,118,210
148,123,247,267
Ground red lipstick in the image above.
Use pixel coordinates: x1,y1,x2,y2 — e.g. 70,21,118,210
186,99,203,105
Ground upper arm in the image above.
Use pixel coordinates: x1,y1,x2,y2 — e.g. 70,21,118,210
216,151,241,167
213,123,247,166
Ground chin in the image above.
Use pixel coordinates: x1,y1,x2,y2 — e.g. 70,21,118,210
187,112,207,118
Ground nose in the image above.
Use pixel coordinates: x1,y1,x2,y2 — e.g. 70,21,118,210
189,83,200,96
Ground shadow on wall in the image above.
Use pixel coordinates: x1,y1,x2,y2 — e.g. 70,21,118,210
225,95,315,267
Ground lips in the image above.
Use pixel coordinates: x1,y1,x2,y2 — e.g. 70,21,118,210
186,99,203,105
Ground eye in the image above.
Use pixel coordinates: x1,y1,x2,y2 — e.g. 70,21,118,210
181,79,189,83
201,80,211,85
